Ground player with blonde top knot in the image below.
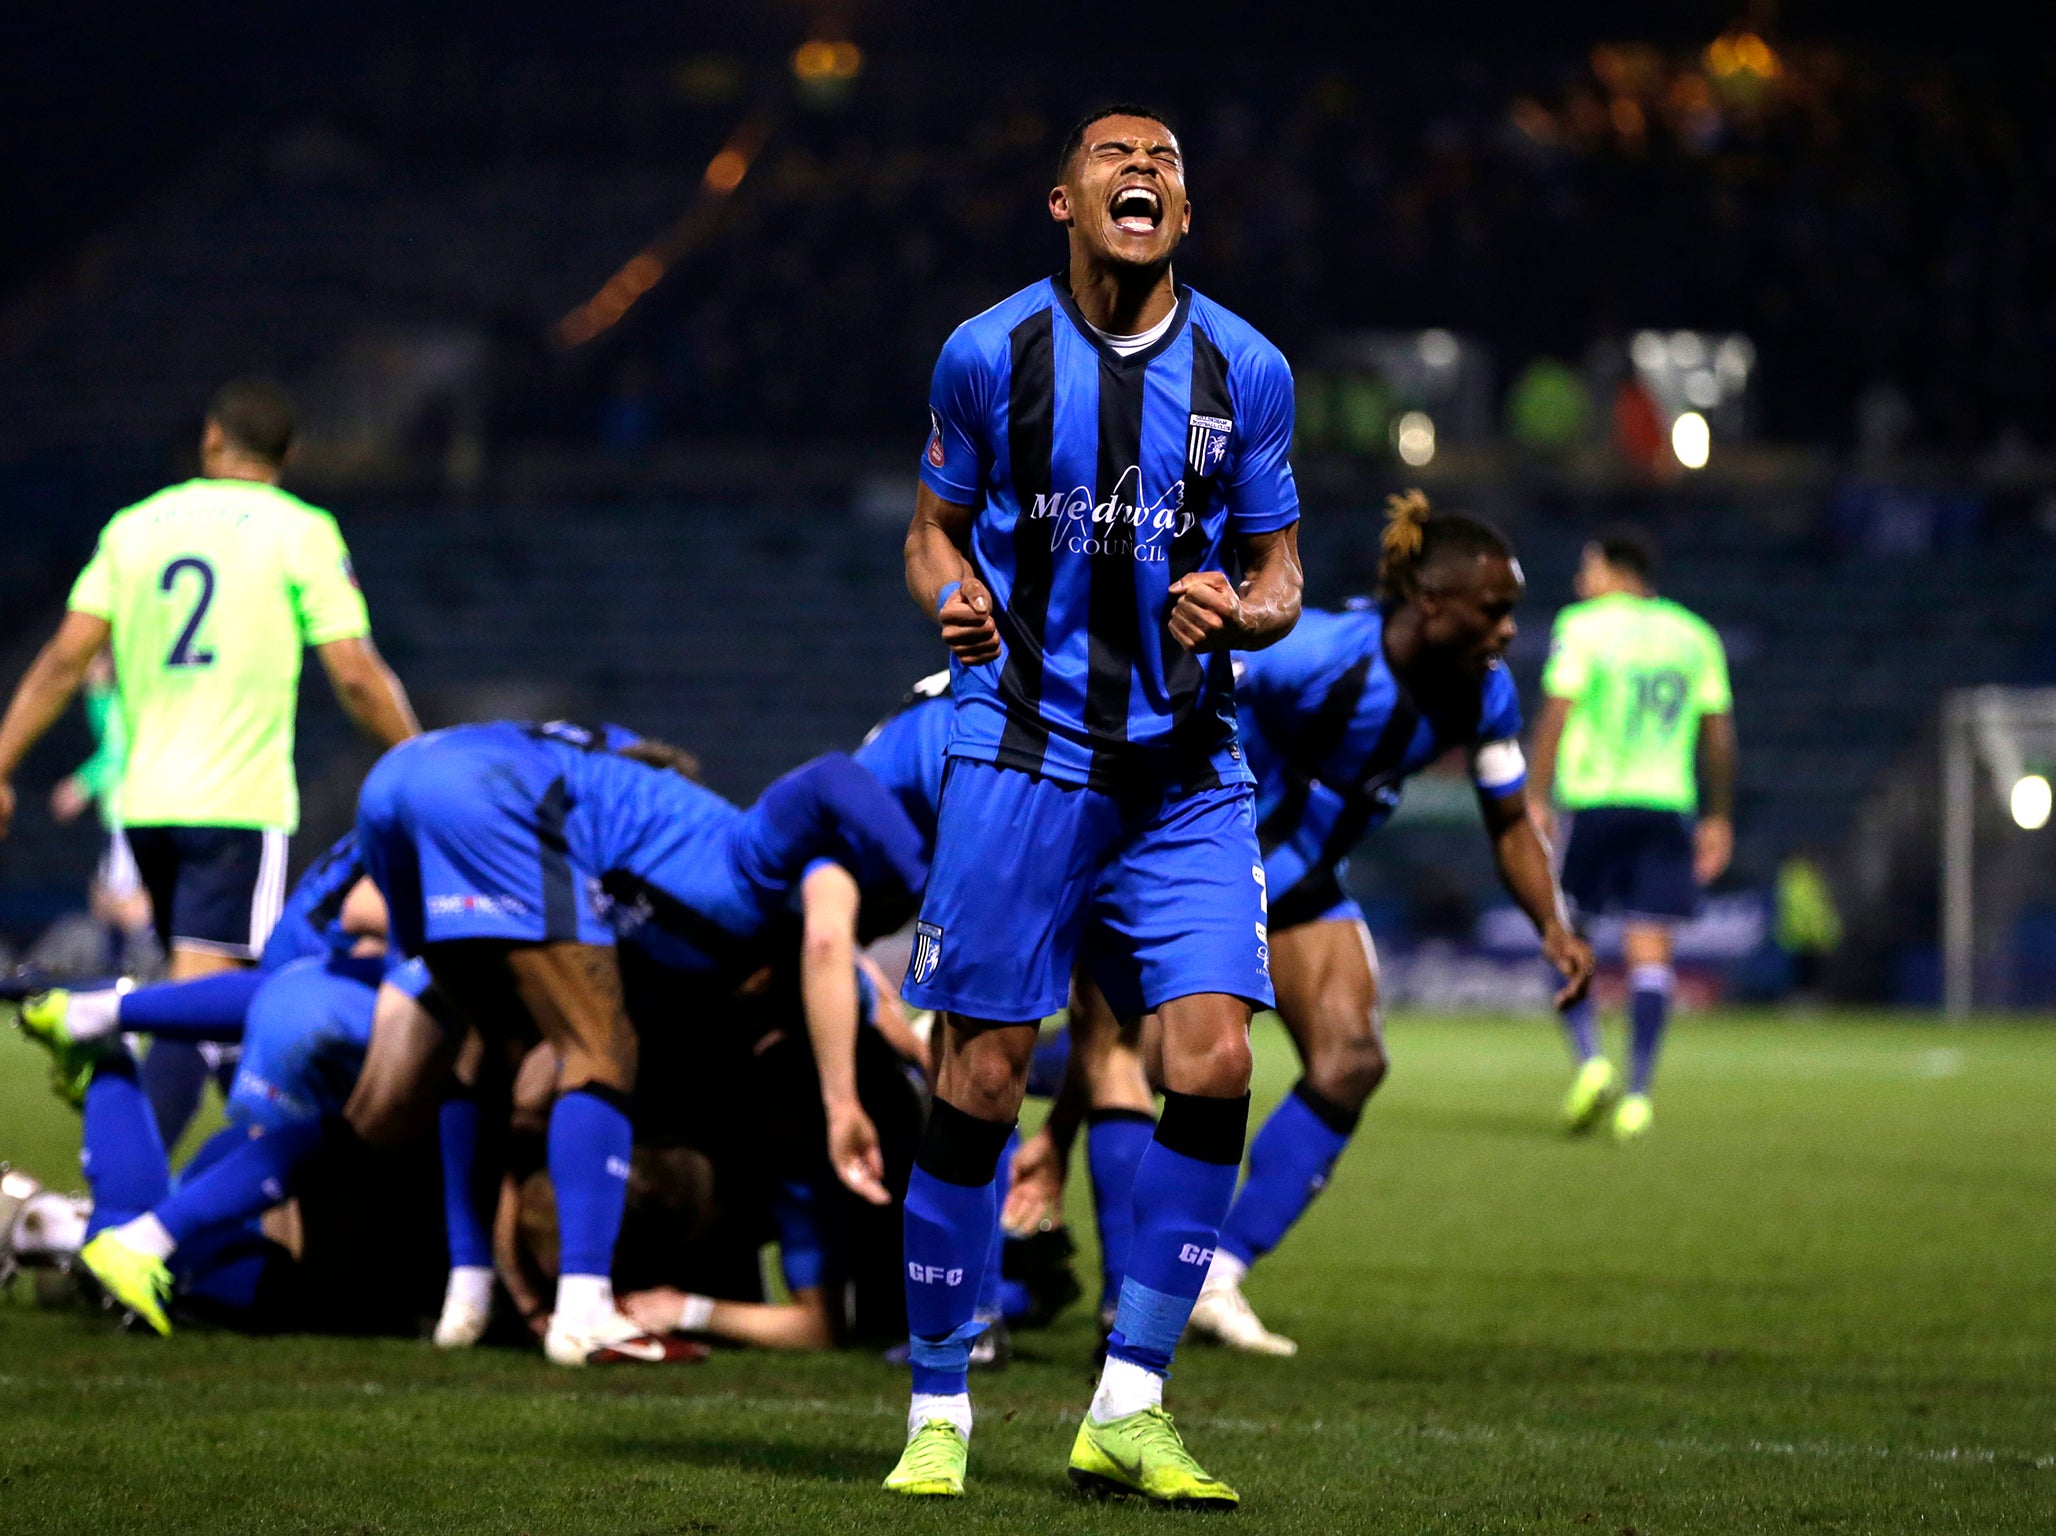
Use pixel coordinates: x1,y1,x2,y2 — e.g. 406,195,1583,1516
1009,490,1594,1357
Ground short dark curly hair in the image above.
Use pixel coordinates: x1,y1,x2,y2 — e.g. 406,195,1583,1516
1055,102,1181,182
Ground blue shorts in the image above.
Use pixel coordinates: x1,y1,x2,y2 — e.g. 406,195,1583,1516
903,760,1273,1021
356,731,612,956
125,825,290,960
1260,835,1366,934
1559,806,1697,924
227,954,385,1131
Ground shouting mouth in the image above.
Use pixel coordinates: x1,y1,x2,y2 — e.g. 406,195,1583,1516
1109,183,1163,236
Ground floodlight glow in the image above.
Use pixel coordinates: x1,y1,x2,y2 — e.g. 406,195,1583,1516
2011,774,2052,830
1715,336,1754,383
1668,330,1706,369
1630,331,1667,372
1671,411,1710,469
1683,369,1721,408
1394,410,1436,466
1418,329,1460,369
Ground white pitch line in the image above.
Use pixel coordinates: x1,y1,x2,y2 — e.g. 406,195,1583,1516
3,1372,2048,1469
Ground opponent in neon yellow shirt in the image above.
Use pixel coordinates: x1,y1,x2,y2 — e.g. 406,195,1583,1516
1528,532,1736,1143
0,379,418,977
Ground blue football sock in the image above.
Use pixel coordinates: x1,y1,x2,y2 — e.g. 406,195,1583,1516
1628,964,1674,1094
548,1086,634,1279
1107,1090,1248,1377
1086,1108,1154,1310
181,1125,247,1182
975,1129,1019,1317
156,1118,324,1248
902,1099,1013,1397
439,1093,493,1270
139,1038,212,1152
118,970,266,1043
81,1050,170,1234
1217,1079,1358,1268
1561,994,1602,1063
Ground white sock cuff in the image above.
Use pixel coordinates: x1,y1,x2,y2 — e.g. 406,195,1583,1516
555,1272,614,1326
445,1265,494,1312
1090,1355,1165,1422
1629,963,1675,994
909,1392,972,1440
69,987,127,1042
116,1212,176,1262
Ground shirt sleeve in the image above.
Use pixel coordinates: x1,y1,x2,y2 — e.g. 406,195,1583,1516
1693,623,1734,714
67,533,115,620
1540,612,1588,699
1469,666,1528,795
1223,345,1300,535
289,512,372,646
918,324,991,505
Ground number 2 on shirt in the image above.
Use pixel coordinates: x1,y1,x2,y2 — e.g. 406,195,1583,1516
160,557,217,668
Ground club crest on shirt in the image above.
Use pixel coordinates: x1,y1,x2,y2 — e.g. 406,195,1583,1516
911,920,945,985
1187,413,1233,477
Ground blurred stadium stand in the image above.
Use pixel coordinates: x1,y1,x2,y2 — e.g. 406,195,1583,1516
4,21,2056,999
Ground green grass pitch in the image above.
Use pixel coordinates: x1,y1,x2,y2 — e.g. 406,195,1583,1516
2,1010,2051,1533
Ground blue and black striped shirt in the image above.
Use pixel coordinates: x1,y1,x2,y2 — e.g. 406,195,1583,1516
921,276,1300,790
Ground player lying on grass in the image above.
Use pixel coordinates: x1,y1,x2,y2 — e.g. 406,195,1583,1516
473,959,926,1353
9,850,443,1335
1006,493,1596,1356
347,721,928,1366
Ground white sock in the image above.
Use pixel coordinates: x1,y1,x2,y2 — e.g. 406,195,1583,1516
66,987,126,1043
1089,1356,1164,1422
113,1212,176,1262
553,1272,614,1330
909,1392,972,1441
1203,1249,1249,1294
443,1265,494,1314
677,1292,716,1333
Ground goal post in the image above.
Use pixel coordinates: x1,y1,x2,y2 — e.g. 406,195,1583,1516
1940,687,2056,1018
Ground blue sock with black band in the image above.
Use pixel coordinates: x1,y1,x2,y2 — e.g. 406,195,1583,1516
1216,1078,1358,1269
902,1098,1015,1399
1104,1089,1249,1378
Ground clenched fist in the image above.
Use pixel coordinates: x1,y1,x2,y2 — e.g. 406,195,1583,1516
1167,571,1242,653
939,577,1001,666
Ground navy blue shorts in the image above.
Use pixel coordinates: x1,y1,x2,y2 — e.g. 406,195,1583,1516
1559,806,1697,923
355,731,612,958
125,825,290,960
902,760,1273,1022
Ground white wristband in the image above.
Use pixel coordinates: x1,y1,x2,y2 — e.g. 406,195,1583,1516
678,1293,716,1333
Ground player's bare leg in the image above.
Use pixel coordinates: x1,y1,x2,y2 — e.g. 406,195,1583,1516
166,947,247,984
1191,917,1383,1356
491,941,679,1364
345,979,461,1147
1614,921,1675,1140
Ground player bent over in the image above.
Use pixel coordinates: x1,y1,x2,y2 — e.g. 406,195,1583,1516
349,721,926,1364
1021,496,1596,1356
885,105,1302,1506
